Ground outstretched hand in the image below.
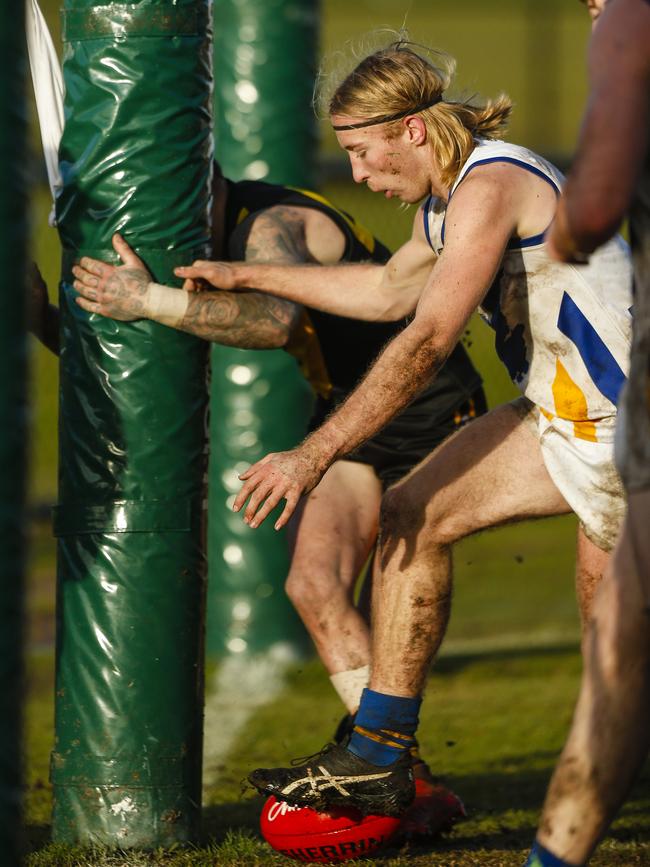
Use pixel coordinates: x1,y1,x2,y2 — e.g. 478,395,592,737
73,234,153,320
233,444,329,530
175,260,239,293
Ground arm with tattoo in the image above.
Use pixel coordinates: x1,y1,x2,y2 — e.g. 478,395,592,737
178,206,310,347
74,206,318,347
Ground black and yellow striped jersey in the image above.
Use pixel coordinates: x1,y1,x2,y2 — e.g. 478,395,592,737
224,178,482,420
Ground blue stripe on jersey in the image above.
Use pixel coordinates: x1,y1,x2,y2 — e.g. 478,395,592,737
451,157,560,248
557,292,626,406
453,157,562,196
423,195,434,249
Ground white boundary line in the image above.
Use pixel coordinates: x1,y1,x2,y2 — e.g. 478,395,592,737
202,644,298,791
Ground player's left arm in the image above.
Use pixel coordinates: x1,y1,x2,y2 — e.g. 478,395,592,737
547,0,650,261
233,172,518,529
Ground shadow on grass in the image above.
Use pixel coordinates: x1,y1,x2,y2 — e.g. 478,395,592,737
25,823,51,853
201,797,261,843
434,641,581,677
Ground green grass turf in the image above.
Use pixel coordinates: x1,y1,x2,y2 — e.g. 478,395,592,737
23,511,650,864
25,643,650,865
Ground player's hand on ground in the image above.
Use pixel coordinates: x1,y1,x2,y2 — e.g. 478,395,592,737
72,234,153,321
233,446,326,530
175,260,239,292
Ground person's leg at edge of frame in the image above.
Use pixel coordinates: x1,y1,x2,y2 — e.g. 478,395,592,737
525,489,650,867
575,526,611,630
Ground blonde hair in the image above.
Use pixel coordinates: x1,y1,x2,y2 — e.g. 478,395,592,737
321,35,513,189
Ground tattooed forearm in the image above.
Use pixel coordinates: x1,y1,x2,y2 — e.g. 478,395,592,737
177,205,311,346
179,289,299,348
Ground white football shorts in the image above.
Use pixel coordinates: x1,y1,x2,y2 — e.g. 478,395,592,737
516,397,625,551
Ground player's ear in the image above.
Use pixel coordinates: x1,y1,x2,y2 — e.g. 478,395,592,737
404,116,427,146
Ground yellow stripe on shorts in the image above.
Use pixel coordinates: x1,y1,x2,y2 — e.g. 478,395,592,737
552,359,598,442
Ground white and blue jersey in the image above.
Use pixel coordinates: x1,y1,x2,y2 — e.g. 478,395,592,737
423,139,633,446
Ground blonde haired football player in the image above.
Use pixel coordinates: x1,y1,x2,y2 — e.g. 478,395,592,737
170,36,634,820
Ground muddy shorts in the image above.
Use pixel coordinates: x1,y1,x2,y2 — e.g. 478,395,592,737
516,396,625,551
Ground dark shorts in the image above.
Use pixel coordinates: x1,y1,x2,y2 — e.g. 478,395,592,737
309,386,488,489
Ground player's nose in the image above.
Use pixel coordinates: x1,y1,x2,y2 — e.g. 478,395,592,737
349,159,369,185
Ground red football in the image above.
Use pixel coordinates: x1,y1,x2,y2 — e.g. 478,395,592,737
260,795,401,863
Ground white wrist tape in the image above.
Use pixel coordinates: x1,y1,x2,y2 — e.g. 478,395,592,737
330,665,370,714
144,282,190,329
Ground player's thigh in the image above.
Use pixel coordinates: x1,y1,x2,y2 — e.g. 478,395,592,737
381,399,572,546
287,459,383,590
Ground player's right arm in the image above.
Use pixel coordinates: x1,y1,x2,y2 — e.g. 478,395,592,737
174,204,437,323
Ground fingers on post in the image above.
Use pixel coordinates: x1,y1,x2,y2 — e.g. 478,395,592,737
112,233,141,268
72,278,97,300
72,267,98,294
175,264,206,283
78,256,105,278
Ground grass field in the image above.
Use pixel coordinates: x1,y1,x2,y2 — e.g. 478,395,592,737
21,2,650,865
23,516,650,865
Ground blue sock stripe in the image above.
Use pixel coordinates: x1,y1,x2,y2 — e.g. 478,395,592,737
354,688,422,736
525,840,582,867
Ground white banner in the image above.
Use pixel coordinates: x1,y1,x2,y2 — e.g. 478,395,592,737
25,0,64,223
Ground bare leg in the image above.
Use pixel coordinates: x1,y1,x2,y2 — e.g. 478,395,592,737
370,402,572,697
575,526,610,628
537,489,650,864
285,459,382,675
